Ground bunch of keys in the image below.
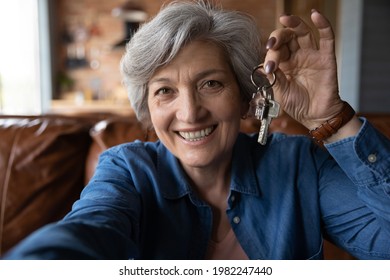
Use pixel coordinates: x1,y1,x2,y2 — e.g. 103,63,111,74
247,64,280,145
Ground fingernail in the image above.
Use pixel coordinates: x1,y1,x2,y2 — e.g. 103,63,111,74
266,37,276,50
311,9,319,14
265,61,275,74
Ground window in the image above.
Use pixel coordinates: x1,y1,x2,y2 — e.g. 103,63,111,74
0,0,45,114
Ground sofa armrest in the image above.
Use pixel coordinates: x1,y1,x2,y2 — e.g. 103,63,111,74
0,116,92,255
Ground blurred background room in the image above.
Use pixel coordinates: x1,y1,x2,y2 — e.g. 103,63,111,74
0,0,389,116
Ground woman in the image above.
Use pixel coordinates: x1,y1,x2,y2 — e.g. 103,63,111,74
6,1,390,259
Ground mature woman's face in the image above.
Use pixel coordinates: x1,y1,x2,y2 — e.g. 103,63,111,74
147,40,245,170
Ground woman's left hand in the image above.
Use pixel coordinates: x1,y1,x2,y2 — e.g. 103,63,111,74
263,10,345,130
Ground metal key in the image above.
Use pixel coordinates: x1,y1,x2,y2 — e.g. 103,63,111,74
257,87,280,145
248,64,279,144
247,90,270,120
258,98,280,145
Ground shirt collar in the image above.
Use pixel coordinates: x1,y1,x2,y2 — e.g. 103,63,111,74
157,142,193,199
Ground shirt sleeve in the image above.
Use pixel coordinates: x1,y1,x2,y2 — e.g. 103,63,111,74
321,117,390,259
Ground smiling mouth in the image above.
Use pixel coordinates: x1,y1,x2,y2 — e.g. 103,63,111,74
178,126,216,142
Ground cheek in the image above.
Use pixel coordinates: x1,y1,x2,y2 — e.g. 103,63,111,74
148,100,171,132
148,104,160,126
147,98,158,126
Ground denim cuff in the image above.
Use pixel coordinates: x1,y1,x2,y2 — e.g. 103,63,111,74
325,117,390,189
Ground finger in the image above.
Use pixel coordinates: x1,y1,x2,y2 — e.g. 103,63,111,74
264,45,291,73
265,28,298,74
279,14,318,50
266,28,298,51
311,10,335,53
270,68,289,105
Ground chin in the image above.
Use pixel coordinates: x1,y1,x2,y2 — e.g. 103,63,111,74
179,155,215,169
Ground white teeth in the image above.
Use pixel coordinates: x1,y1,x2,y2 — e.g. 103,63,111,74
179,127,213,141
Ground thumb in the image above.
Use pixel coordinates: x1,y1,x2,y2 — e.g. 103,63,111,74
269,67,289,104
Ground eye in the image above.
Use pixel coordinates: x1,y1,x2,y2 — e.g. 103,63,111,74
199,80,223,95
204,80,222,89
155,87,173,95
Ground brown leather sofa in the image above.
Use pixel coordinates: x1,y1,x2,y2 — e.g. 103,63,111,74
1,112,390,259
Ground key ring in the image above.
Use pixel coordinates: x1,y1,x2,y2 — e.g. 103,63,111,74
250,63,276,92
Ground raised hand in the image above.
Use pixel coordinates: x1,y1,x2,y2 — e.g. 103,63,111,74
263,10,345,131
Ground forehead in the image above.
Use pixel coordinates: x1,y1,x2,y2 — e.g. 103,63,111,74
150,40,231,79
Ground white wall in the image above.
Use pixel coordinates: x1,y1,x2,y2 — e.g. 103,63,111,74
337,0,363,111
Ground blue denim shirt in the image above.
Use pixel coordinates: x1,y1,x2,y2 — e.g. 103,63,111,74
6,118,390,259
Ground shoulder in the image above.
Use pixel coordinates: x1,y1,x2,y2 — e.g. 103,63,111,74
99,140,165,168
105,140,161,154
91,140,169,189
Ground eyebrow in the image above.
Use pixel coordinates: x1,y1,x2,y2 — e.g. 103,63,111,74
148,69,228,85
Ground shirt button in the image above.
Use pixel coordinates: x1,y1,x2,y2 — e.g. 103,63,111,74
368,153,377,163
233,216,240,224
230,195,236,202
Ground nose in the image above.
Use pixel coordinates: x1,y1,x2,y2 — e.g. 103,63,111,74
176,89,207,123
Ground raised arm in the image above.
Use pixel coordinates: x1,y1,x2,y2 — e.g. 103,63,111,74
263,10,362,143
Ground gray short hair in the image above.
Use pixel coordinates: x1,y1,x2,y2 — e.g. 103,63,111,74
120,0,262,126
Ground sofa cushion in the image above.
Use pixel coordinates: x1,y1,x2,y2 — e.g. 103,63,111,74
0,116,92,255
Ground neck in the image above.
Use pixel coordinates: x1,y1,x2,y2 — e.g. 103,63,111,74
182,159,232,207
